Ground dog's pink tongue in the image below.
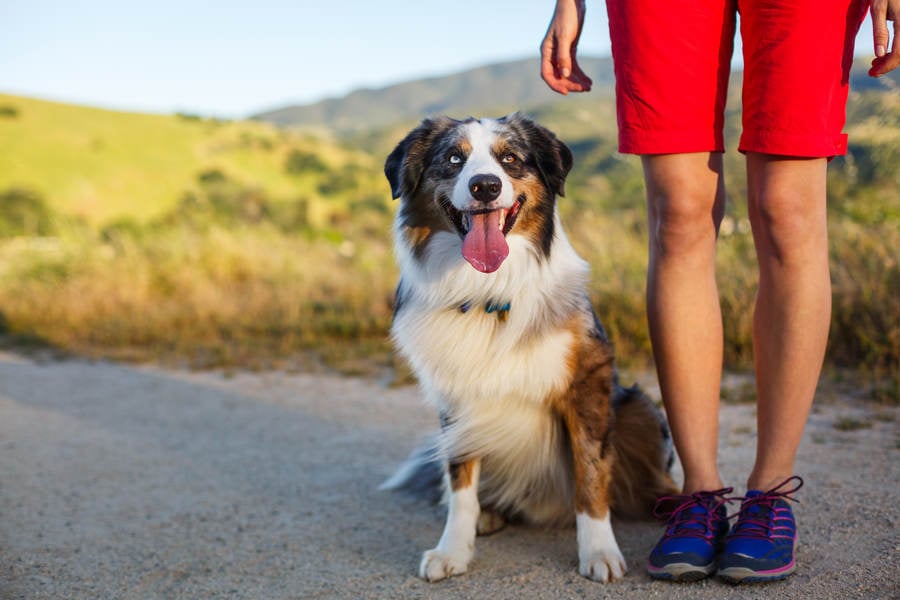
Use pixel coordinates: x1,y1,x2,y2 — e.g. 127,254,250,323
461,211,508,273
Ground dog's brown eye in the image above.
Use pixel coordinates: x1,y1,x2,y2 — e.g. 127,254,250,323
501,154,517,164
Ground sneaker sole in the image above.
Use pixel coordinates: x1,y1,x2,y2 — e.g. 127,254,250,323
719,531,799,584
718,562,796,584
648,561,716,582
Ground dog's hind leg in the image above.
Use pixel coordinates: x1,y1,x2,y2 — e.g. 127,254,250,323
476,509,506,536
419,457,481,582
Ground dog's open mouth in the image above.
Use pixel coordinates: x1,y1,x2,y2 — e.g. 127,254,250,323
444,197,523,273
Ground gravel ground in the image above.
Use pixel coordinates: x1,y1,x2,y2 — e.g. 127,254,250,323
0,351,896,599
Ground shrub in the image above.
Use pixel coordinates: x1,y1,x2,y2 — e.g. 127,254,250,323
284,149,327,175
0,187,56,237
169,180,272,228
100,218,147,245
196,168,228,185
269,198,310,232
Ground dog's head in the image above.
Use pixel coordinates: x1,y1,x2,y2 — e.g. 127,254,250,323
385,114,573,273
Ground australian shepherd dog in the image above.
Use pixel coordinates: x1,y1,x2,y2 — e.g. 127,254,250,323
382,114,677,583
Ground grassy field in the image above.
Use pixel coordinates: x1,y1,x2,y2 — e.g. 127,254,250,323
0,94,378,226
0,92,896,401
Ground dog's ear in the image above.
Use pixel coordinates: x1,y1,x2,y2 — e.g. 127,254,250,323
503,113,573,197
385,117,456,200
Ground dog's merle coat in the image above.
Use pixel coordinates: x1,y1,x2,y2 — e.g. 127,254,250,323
383,114,676,583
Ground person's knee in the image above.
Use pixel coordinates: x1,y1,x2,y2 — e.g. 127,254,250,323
648,190,721,260
746,154,828,265
749,194,826,264
642,153,724,262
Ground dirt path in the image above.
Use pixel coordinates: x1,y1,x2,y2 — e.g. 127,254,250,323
0,352,896,599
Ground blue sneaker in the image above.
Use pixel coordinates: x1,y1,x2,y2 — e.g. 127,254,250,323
647,487,733,581
718,476,803,584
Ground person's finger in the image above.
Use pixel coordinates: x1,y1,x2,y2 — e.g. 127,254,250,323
556,44,573,80
871,0,890,57
571,64,593,91
540,33,564,86
541,40,571,95
569,46,593,90
540,43,561,91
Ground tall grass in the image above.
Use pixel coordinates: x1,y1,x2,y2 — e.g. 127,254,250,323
0,179,895,401
0,221,396,370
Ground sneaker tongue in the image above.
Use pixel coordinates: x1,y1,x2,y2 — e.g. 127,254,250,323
461,210,509,273
742,490,768,516
674,504,710,531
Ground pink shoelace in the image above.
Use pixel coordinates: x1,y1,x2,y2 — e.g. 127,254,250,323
726,475,804,541
652,487,734,540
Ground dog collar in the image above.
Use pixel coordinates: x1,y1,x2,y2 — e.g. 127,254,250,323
459,300,511,322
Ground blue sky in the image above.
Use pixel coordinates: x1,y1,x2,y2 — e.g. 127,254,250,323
1,1,877,118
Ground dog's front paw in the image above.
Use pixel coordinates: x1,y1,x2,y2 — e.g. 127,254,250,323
578,547,627,583
419,548,471,582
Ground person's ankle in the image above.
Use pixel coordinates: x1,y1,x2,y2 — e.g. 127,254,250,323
746,472,794,491
681,478,726,495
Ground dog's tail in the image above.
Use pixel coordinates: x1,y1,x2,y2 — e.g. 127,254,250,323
379,434,444,504
608,384,679,520
381,386,679,519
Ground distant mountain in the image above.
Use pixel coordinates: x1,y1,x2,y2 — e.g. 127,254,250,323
253,55,898,136
252,57,616,135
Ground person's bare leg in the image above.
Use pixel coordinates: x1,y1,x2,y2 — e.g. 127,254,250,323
745,153,830,492
642,153,726,494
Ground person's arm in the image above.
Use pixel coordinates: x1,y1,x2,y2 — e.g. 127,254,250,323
869,0,900,76
540,0,593,94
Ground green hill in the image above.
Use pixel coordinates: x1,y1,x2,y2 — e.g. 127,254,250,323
0,94,378,226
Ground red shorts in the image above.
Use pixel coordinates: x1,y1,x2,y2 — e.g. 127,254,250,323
606,0,869,157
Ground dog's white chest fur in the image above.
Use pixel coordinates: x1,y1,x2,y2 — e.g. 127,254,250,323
392,224,588,409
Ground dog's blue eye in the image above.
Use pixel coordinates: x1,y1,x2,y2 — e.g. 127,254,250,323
449,154,462,165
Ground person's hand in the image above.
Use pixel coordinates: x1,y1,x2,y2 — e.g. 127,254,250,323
869,0,900,76
540,0,593,94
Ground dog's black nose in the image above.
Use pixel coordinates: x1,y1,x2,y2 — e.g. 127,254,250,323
469,174,502,203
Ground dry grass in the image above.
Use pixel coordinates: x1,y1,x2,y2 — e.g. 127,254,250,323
0,198,895,402
0,224,396,371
